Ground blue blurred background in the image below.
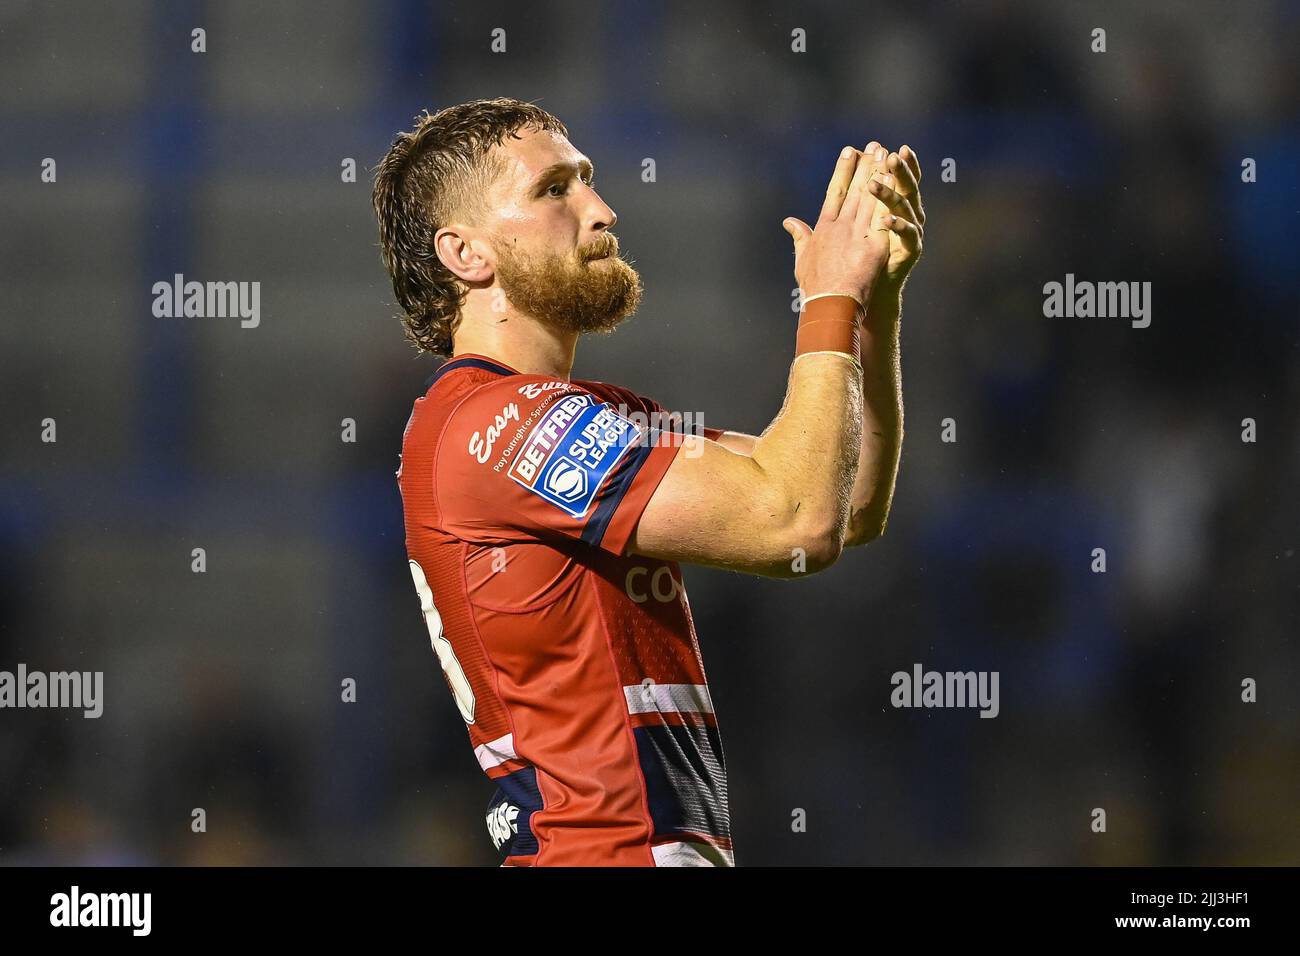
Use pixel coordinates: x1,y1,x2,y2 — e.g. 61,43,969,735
1,0,1297,865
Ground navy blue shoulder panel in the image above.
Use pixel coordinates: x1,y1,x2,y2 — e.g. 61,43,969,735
423,357,516,391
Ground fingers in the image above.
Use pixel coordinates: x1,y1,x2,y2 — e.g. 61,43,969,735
867,177,921,229
816,141,915,227
882,214,922,254
892,147,925,227
884,152,918,199
898,144,922,186
819,147,862,222
884,150,925,227
782,216,813,247
842,143,886,223
860,142,886,183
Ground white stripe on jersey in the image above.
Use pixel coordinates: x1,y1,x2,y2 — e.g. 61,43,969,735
474,732,517,770
623,682,715,715
652,840,735,867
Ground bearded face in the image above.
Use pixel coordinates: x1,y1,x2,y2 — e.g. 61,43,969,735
489,230,643,335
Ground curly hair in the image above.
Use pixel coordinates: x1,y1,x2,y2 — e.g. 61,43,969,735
372,98,569,356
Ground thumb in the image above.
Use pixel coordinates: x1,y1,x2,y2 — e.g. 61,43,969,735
782,217,812,248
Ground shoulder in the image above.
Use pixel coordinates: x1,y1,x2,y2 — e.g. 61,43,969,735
571,377,662,417
403,366,508,448
433,372,596,478
408,365,567,434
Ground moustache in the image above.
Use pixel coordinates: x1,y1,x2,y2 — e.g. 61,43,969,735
582,236,619,261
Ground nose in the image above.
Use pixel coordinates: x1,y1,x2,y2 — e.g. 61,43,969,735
585,186,616,233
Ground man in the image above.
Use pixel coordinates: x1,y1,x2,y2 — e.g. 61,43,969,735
373,97,923,866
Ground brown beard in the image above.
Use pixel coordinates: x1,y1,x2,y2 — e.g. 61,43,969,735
490,232,643,335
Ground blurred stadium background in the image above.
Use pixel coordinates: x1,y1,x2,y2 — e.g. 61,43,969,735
1,0,1296,865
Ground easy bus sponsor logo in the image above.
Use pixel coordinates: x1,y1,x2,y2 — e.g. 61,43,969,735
516,380,570,400
467,401,520,464
509,394,642,517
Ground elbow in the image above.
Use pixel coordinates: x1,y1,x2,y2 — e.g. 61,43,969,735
845,522,885,548
843,506,890,548
747,476,847,578
803,531,845,573
766,514,844,578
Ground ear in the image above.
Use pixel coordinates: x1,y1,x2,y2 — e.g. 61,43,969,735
434,226,494,284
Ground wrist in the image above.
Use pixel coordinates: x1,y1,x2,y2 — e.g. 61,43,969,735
801,290,864,309
864,281,903,329
796,294,862,358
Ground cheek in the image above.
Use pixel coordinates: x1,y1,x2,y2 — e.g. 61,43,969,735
537,221,581,259
532,197,581,231
512,208,574,247
499,204,580,258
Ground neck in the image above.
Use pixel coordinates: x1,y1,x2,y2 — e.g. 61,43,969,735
451,299,578,380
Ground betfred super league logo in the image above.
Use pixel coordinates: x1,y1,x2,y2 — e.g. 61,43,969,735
509,394,642,517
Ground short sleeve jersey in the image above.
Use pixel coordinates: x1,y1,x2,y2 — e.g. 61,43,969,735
397,353,733,866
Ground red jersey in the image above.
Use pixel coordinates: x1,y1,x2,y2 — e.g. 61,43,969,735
396,353,733,866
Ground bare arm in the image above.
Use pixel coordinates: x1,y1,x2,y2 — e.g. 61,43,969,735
629,350,863,577
683,307,901,553
711,144,921,548
845,290,903,545
629,144,903,578
844,143,922,544
708,431,761,456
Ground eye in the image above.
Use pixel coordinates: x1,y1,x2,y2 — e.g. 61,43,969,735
546,176,593,198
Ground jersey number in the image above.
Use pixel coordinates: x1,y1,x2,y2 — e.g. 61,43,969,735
408,560,476,724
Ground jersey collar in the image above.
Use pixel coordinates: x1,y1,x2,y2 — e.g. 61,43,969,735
424,353,521,390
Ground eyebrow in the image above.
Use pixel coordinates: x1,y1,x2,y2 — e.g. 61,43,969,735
530,159,594,192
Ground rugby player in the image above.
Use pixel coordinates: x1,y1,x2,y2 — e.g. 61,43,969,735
372,97,923,866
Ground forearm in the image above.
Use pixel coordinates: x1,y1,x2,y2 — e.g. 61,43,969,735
845,288,904,545
749,347,864,554
627,345,863,578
